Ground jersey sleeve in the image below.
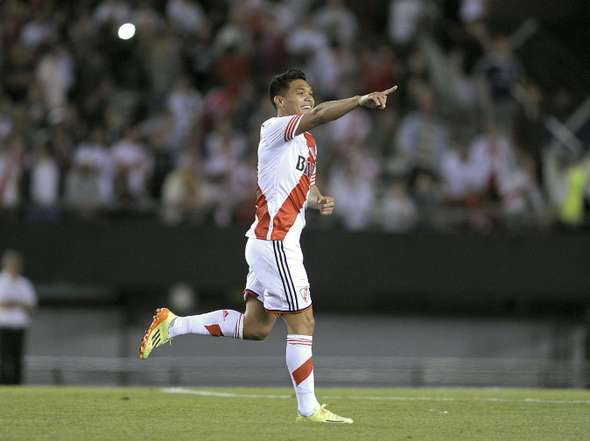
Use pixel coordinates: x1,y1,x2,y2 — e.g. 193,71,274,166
260,114,304,148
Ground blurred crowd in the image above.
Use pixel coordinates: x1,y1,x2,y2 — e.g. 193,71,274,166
1,0,589,232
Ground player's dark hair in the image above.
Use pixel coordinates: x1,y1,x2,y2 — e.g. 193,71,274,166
269,69,307,109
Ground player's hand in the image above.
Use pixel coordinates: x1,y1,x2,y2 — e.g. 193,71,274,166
358,86,398,110
318,196,335,216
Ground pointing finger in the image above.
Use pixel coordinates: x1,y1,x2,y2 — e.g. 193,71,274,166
383,85,399,95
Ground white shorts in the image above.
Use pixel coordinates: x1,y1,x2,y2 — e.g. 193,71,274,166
244,238,312,313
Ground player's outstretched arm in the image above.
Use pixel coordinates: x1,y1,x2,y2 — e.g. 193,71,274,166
295,86,398,136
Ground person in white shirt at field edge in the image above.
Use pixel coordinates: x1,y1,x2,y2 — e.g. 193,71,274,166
0,250,37,385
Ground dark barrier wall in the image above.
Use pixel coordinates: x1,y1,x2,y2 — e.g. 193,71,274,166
2,221,589,312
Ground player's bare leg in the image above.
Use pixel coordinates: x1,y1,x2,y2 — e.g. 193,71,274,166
242,296,277,340
282,307,315,336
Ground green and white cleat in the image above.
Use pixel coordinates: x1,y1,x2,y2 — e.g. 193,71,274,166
296,404,353,424
139,308,177,360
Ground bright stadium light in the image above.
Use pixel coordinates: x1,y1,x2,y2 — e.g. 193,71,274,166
117,23,136,40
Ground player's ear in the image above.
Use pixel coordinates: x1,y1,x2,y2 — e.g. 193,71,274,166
273,95,283,109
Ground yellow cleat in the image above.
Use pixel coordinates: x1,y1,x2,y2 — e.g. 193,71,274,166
296,404,353,424
139,308,177,360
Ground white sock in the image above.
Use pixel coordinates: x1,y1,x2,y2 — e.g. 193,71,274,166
286,334,320,416
168,310,244,339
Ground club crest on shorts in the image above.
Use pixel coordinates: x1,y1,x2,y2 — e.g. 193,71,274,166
300,287,310,303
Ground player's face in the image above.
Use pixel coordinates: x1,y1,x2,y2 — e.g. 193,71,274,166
282,79,315,115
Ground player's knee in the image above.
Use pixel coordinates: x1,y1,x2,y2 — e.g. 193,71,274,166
302,313,315,334
243,317,274,340
250,331,267,341
245,325,272,341
286,310,315,335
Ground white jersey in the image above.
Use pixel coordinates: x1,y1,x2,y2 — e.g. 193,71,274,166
246,114,317,247
0,272,36,329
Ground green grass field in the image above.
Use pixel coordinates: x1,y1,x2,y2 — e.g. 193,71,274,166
1,386,589,441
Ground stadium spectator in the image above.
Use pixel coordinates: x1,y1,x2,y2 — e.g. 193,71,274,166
20,10,56,49
144,23,182,100
513,82,546,183
412,169,443,227
0,136,25,211
313,0,358,46
327,151,377,230
0,250,37,385
441,143,480,202
94,0,130,26
166,0,207,36
468,125,519,199
325,108,371,150
65,150,103,216
28,143,60,221
203,122,248,226
544,149,590,227
271,0,313,32
35,45,74,115
378,178,417,232
229,152,258,226
396,84,448,175
460,0,488,24
203,122,247,177
388,0,431,47
475,33,523,131
213,3,254,58
166,77,204,148
161,150,210,225
74,128,114,207
418,38,478,114
286,17,327,57
111,127,154,208
0,99,14,141
359,45,399,96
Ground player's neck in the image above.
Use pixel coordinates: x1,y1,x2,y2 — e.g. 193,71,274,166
277,110,296,117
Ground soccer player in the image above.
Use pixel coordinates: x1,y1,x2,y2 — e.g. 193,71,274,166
140,69,397,423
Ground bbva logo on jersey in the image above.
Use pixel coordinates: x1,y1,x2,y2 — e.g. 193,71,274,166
296,155,315,178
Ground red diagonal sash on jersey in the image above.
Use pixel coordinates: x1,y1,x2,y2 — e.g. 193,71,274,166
270,131,319,239
254,186,270,239
304,132,317,158
271,173,311,240
304,132,317,184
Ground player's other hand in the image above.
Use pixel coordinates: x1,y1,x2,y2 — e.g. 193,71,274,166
318,196,335,216
358,86,398,110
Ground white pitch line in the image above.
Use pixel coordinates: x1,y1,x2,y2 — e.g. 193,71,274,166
162,387,291,399
161,388,590,405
